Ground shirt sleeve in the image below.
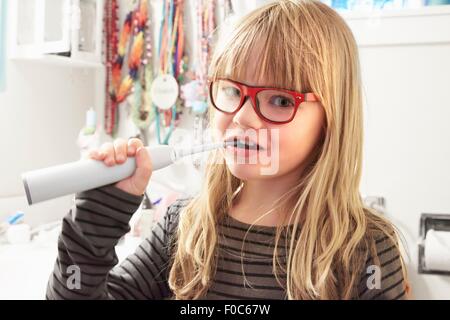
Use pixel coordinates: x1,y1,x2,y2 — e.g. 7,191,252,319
46,184,187,300
356,232,408,300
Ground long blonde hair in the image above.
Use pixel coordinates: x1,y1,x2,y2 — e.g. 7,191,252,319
168,0,408,299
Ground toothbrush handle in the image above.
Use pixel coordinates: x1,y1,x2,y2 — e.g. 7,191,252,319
22,145,175,206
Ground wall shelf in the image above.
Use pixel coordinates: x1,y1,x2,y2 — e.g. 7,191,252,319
10,54,103,69
8,0,104,68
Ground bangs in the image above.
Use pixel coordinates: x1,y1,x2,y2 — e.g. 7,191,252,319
208,4,312,93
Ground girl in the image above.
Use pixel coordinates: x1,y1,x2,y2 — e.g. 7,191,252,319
47,0,410,300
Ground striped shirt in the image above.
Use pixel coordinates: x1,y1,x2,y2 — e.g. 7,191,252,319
46,184,407,300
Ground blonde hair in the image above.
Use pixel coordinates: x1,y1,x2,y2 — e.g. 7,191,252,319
168,0,408,299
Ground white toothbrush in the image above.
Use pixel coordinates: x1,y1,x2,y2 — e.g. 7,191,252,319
22,141,234,205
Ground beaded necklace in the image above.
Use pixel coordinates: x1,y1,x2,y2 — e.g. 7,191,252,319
105,0,151,136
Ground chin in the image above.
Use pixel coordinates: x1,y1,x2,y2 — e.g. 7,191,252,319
224,156,282,180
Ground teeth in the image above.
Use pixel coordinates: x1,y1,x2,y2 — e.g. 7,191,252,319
232,138,259,150
245,141,257,147
225,137,262,150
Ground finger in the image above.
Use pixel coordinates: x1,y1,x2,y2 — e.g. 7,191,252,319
127,138,144,157
91,147,107,160
134,147,152,185
114,138,128,164
100,142,115,166
86,149,99,160
97,149,107,159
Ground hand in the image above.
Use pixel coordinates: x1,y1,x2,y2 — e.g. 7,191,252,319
87,138,152,196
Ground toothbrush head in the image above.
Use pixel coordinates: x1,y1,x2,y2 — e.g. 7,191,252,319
223,140,236,147
173,141,230,160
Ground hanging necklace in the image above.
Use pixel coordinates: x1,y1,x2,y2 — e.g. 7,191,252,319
103,0,119,135
152,0,186,145
224,0,234,17
196,0,215,111
106,0,148,136
180,0,216,115
179,0,216,143
129,0,154,131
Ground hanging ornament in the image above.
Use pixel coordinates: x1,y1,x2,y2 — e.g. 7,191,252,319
180,79,207,114
151,74,179,110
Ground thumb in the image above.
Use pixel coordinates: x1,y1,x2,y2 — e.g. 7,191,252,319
134,146,153,186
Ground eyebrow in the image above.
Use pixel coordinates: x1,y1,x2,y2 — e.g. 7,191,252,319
221,76,269,87
226,78,294,91
220,73,261,87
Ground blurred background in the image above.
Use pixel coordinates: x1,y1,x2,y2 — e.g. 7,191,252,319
0,0,449,299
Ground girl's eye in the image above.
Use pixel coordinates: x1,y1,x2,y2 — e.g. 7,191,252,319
221,86,240,97
269,95,294,108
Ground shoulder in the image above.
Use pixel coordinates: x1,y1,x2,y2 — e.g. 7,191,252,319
163,196,194,235
150,196,193,256
356,226,408,300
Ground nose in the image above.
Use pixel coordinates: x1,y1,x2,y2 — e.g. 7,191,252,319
232,96,264,129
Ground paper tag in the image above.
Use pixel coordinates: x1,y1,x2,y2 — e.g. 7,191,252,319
151,74,179,110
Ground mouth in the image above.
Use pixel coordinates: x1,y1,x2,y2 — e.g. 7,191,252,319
224,136,265,151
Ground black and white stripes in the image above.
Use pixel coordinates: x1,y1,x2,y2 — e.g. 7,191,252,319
47,185,407,300
357,233,407,300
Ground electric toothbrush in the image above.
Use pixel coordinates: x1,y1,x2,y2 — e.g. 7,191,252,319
22,141,234,205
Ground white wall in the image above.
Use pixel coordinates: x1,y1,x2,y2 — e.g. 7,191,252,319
347,7,450,299
359,44,450,299
0,58,97,226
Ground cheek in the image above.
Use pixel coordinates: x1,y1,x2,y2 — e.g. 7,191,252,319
275,105,325,173
212,111,232,140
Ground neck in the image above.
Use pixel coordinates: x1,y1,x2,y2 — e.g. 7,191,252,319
230,169,303,227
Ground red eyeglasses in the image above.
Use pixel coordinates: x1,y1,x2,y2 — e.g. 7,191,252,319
208,78,319,124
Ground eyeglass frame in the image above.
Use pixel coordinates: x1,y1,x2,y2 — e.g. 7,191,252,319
208,78,320,124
